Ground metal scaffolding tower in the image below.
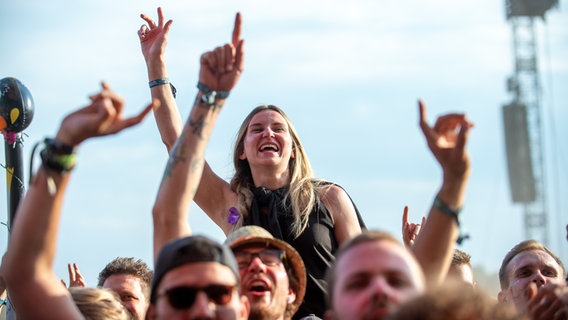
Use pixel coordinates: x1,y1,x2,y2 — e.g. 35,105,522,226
502,0,558,245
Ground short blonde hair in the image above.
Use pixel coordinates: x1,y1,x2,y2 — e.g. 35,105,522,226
69,287,130,320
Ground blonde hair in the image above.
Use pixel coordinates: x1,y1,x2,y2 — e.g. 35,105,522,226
69,287,130,320
231,105,326,238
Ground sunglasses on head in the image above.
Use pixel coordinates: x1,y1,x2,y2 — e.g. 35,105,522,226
160,284,236,309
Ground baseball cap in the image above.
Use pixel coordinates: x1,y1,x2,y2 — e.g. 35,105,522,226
151,235,239,303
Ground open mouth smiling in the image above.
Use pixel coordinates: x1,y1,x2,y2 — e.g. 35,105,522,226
259,143,279,152
246,278,271,295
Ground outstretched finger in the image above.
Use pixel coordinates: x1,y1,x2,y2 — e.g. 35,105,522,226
232,12,242,47
67,263,75,282
73,263,81,275
74,263,86,287
418,99,437,146
157,7,165,27
140,13,157,29
421,216,427,226
164,19,173,34
114,101,155,132
418,99,427,126
418,99,434,140
235,39,245,73
402,206,409,226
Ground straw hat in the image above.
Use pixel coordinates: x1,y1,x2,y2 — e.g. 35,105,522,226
225,226,307,315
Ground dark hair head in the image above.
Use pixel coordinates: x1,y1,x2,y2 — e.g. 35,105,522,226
97,257,153,302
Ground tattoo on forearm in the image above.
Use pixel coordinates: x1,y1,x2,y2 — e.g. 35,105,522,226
189,115,206,140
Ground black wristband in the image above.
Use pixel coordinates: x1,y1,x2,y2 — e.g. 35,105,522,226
433,196,461,223
433,196,469,244
43,138,76,155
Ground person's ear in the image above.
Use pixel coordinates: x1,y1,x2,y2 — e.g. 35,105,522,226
145,304,157,320
497,290,508,303
286,289,296,304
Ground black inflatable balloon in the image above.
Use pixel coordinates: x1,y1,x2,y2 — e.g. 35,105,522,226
0,77,35,133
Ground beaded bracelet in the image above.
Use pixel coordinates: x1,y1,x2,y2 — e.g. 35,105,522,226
433,196,470,244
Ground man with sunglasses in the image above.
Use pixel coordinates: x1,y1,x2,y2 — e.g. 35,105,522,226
225,226,307,320
146,235,250,319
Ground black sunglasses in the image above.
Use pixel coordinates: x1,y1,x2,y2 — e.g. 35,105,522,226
160,284,236,309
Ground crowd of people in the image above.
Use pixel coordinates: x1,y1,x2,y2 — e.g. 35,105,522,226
0,6,567,320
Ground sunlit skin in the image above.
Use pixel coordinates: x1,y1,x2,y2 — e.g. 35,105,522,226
239,110,295,188
236,245,294,320
146,262,249,320
498,250,564,313
447,264,475,286
327,241,425,320
102,274,148,320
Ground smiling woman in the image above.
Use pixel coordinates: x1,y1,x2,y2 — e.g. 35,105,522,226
141,7,366,319
224,105,367,318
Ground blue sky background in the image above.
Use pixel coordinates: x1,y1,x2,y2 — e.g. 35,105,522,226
1,0,567,295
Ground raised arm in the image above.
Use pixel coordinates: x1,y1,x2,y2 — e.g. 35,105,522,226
4,83,152,319
411,99,473,288
151,13,244,263
138,7,182,152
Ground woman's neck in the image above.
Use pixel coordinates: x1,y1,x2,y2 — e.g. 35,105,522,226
251,167,290,190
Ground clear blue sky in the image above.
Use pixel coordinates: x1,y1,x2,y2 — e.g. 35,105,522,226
1,0,567,294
